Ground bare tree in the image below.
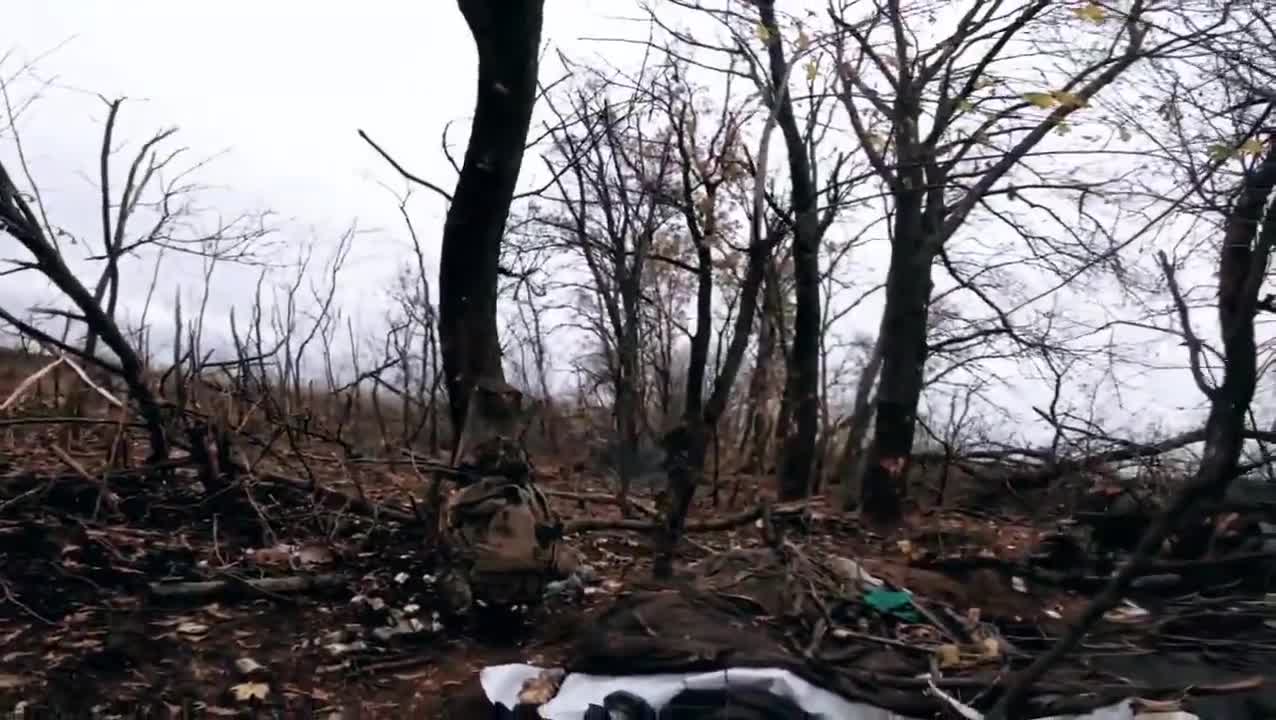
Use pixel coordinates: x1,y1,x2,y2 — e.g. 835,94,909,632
824,0,1231,523
437,0,546,435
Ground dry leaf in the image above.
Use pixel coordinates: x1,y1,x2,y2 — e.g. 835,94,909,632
1023,92,1058,109
177,622,209,636
518,668,565,705
297,544,335,568
936,644,961,669
1072,2,1107,23
1240,138,1266,156
230,681,271,702
1050,90,1087,108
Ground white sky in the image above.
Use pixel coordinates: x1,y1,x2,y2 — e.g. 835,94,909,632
0,1,1262,454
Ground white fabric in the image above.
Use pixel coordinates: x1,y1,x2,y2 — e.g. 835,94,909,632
478,663,1148,720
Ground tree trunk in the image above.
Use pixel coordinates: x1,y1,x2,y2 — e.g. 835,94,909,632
860,190,934,524
837,323,885,510
757,0,821,502
776,222,820,500
768,262,792,471
438,0,545,435
742,275,777,472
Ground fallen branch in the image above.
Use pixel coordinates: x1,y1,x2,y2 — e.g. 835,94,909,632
255,471,419,525
563,501,805,534
48,443,118,517
544,489,659,517
149,573,346,601
57,352,124,409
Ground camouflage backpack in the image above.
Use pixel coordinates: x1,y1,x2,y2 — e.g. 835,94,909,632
436,379,577,613
438,471,571,612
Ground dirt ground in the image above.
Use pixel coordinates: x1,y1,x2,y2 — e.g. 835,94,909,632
4,380,1276,718
0,409,1063,718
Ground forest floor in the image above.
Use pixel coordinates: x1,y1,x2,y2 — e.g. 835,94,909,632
3,367,1276,718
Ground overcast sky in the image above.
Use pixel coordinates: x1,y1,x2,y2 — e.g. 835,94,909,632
1,1,1257,453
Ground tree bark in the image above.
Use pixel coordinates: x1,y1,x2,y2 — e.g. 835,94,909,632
742,266,778,472
860,192,934,523
836,323,885,510
754,0,822,502
438,0,545,435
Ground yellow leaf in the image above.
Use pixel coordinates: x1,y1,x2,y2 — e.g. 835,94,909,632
866,132,886,152
1055,120,1072,135
755,23,772,44
936,644,961,669
974,76,997,90
797,30,811,51
230,682,270,702
1023,92,1058,109
956,98,975,112
805,61,819,82
1240,138,1265,156
1072,2,1107,23
1207,143,1233,162
1050,90,1087,109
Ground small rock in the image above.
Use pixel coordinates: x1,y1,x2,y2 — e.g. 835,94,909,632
324,640,367,656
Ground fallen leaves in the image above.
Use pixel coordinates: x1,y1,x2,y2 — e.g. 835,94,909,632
229,681,271,702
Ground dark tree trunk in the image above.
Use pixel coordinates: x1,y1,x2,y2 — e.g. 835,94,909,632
757,0,821,502
776,222,820,500
860,186,934,523
438,0,545,435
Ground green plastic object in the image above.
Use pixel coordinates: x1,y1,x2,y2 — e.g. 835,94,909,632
863,589,921,622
